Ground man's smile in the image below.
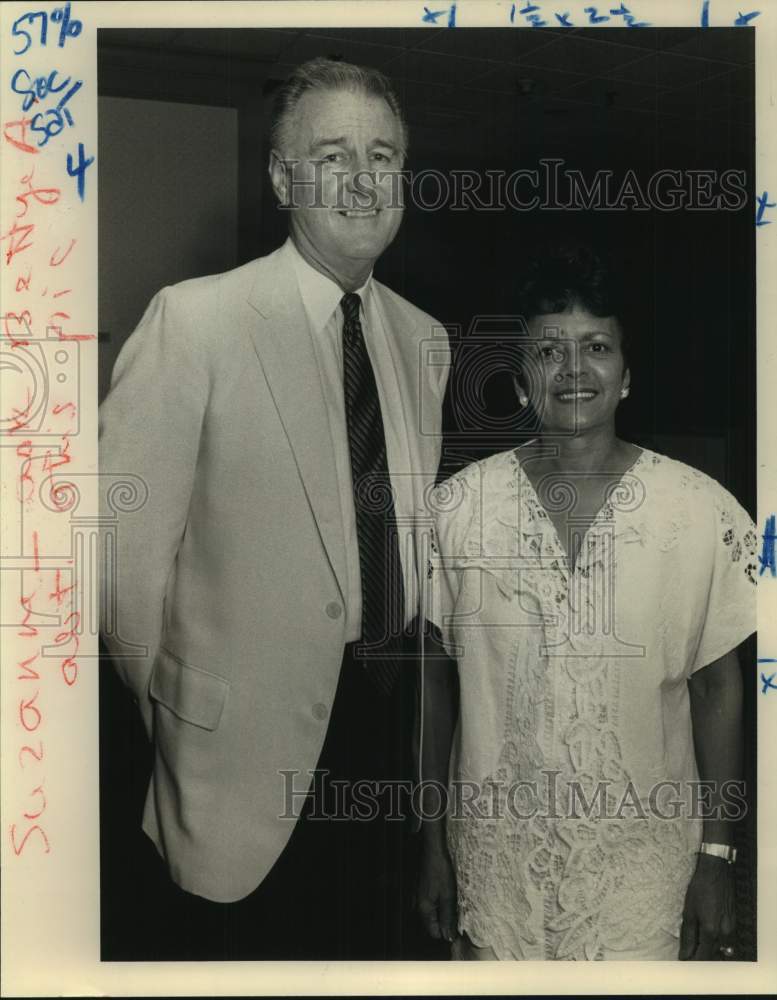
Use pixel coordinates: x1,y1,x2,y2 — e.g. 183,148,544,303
337,208,380,217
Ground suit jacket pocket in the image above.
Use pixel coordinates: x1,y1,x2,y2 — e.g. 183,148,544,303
149,647,229,731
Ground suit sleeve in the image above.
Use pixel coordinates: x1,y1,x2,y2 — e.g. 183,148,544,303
430,318,451,401
99,287,210,736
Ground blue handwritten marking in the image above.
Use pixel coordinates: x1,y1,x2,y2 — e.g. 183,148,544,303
760,658,777,695
11,3,82,54
756,191,775,227
12,11,47,54
608,3,650,26
66,141,94,201
519,2,547,26
555,11,574,25
701,0,710,26
30,109,64,146
422,4,455,25
584,5,610,22
28,77,82,147
11,68,71,112
51,1,82,46
734,10,761,25
55,77,81,125
510,3,516,22
759,514,776,576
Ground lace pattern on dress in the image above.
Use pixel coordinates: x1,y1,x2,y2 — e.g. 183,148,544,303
443,450,714,961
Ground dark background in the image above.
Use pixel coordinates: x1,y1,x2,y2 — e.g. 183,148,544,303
98,26,757,961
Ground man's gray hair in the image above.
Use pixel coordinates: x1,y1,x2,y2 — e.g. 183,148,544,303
270,56,408,157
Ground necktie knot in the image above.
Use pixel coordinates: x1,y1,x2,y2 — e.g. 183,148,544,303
341,292,362,328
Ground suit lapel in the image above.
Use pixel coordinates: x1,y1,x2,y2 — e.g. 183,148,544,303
372,284,427,515
245,249,347,600
371,283,443,636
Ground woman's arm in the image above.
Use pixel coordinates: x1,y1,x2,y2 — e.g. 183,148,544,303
680,647,743,960
417,629,459,943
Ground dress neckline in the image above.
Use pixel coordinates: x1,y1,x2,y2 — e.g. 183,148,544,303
511,445,648,573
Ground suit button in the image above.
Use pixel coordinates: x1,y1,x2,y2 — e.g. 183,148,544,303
325,602,342,620
312,703,329,721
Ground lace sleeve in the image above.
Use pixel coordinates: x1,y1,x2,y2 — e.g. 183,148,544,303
424,470,479,658
689,481,758,674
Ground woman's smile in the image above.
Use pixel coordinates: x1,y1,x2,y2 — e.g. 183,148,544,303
554,388,599,402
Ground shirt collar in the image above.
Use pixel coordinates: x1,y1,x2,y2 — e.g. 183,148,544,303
285,237,372,336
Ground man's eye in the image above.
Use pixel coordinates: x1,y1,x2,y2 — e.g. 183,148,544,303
321,153,342,164
540,345,562,360
371,151,391,163
588,342,610,353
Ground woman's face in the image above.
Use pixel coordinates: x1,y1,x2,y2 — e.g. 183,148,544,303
518,302,630,436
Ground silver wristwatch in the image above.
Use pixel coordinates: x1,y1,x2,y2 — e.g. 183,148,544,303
699,842,737,864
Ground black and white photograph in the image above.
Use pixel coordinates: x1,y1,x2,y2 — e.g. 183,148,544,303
96,18,757,965
2,1,775,995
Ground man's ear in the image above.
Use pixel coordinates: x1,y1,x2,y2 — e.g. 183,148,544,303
269,149,288,206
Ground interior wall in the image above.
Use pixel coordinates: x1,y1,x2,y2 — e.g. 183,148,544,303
97,96,238,401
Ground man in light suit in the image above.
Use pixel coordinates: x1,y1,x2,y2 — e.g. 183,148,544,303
99,57,449,960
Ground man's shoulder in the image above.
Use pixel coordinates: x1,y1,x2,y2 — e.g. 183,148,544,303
372,279,445,339
160,246,286,311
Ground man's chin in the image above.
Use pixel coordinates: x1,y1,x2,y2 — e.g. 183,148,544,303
343,245,392,262
334,213,402,247
337,233,399,262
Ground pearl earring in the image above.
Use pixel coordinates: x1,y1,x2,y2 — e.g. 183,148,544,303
620,387,630,399
519,395,529,407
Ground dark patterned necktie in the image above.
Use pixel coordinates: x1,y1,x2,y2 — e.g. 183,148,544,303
341,292,405,695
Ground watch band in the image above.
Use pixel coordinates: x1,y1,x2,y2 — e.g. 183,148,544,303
699,842,737,864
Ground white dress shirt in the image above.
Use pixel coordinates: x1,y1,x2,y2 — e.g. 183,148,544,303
285,238,417,641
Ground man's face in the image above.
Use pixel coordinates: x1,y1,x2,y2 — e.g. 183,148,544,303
271,86,405,276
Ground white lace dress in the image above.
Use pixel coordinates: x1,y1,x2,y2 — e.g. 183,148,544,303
427,447,757,961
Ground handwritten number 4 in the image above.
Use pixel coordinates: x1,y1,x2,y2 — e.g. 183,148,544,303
66,143,94,202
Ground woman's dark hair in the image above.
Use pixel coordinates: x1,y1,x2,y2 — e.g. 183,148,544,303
517,241,631,366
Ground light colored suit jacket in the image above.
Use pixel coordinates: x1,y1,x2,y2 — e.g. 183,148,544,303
99,245,449,902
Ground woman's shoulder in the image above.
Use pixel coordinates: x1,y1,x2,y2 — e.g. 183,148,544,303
431,449,521,520
638,446,734,492
634,447,754,524
439,448,522,486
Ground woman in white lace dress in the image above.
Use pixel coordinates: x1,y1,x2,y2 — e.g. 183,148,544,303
418,246,756,961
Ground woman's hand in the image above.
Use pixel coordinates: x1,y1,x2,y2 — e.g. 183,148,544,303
679,854,736,960
417,837,458,943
